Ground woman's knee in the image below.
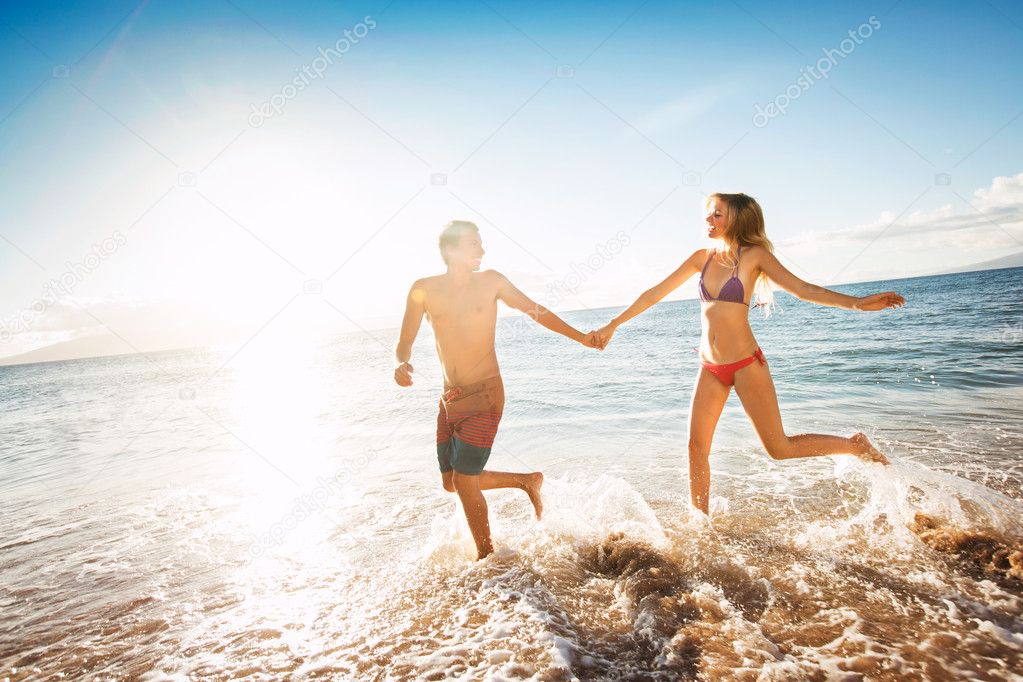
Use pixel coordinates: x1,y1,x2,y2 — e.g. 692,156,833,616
763,436,791,460
688,436,711,457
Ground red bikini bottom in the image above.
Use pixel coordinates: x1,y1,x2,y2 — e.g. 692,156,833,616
701,348,766,386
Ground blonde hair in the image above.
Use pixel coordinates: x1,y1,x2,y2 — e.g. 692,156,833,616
705,192,776,312
438,220,479,264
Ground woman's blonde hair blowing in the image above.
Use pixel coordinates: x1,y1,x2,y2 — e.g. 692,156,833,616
706,192,775,312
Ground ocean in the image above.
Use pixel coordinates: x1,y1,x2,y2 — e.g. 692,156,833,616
2,266,1022,680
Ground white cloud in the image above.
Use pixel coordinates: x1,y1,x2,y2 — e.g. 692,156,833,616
774,172,1023,283
973,171,1023,209
0,294,278,361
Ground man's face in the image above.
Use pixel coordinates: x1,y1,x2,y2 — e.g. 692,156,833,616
447,231,485,270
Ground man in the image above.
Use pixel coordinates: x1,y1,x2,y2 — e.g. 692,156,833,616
394,220,598,559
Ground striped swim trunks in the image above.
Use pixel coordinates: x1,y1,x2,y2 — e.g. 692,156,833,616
436,375,505,475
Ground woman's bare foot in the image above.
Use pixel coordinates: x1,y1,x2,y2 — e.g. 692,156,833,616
523,472,544,519
851,432,890,465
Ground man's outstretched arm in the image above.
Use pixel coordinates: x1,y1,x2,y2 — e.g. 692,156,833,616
394,281,426,386
494,271,592,346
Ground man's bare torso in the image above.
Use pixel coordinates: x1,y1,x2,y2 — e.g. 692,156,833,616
418,271,501,388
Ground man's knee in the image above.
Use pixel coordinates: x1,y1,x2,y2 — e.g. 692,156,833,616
441,472,456,493
451,471,479,493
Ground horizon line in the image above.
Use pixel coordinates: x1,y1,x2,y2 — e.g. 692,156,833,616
1,262,1019,370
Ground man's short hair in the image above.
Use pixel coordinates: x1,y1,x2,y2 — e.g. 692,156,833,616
438,220,479,264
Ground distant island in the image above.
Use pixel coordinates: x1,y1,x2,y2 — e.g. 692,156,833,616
925,250,1023,277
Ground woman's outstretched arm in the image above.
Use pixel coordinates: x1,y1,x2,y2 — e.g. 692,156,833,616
594,250,705,347
753,247,905,311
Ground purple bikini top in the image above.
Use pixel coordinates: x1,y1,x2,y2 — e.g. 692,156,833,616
699,246,748,306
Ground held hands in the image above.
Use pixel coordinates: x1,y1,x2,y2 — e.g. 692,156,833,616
577,329,605,350
576,325,611,351
583,323,616,351
394,361,414,387
854,291,906,311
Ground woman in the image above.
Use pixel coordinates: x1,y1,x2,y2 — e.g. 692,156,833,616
592,193,903,515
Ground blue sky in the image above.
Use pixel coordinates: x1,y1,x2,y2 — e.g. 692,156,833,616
1,0,1021,360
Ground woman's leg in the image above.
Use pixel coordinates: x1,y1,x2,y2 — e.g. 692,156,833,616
731,360,888,463
688,368,732,514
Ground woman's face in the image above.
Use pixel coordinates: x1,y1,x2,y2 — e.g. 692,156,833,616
705,198,728,240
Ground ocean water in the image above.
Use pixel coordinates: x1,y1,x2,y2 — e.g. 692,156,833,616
1,267,1022,680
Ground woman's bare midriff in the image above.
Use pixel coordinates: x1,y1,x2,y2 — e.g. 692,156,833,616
699,302,759,364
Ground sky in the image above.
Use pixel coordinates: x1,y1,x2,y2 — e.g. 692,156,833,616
1,0,1021,361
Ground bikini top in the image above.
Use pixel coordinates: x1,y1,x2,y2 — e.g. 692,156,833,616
699,246,748,306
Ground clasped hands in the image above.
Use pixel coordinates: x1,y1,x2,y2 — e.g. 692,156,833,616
581,323,616,351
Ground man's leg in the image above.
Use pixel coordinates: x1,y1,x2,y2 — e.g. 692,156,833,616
451,472,494,559
437,398,457,491
477,470,544,519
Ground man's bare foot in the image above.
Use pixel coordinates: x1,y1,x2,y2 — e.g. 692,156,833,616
523,472,544,519
851,432,890,465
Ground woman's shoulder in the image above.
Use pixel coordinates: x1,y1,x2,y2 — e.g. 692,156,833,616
688,248,713,265
740,243,772,261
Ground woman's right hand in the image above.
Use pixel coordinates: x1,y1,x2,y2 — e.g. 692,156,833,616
855,292,905,311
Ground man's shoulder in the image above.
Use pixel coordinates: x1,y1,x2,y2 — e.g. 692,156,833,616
479,270,511,295
478,269,507,284
413,274,444,289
